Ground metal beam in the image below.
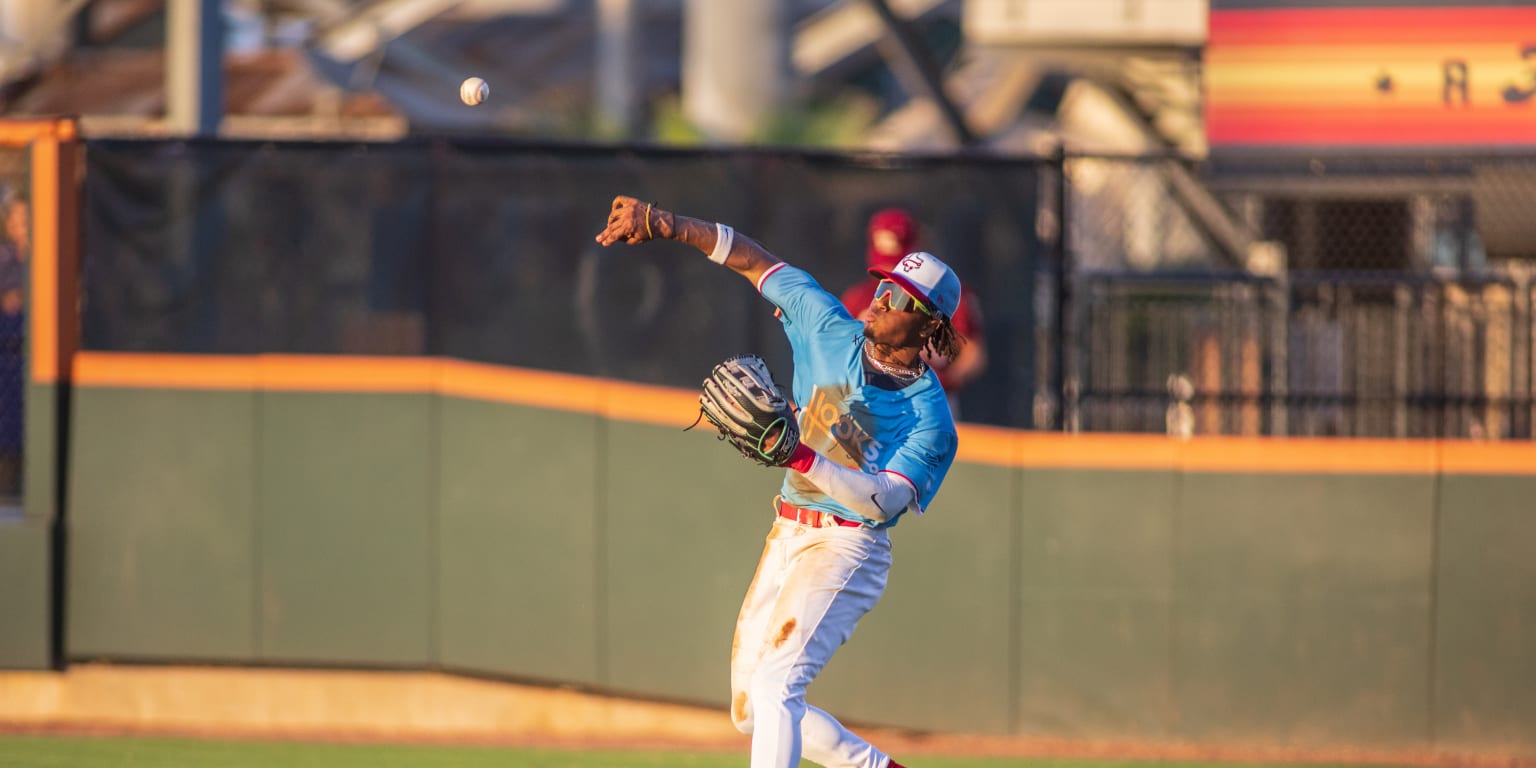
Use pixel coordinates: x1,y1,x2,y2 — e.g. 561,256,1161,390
595,0,638,138
863,0,976,147
165,0,224,135
683,0,789,142
792,0,947,78
314,0,465,63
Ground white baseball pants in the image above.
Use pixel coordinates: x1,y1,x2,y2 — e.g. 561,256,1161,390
729,516,895,768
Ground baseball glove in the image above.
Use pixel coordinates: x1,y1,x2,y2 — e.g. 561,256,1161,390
694,354,800,467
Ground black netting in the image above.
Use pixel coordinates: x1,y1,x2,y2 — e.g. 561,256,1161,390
84,141,1536,437
0,146,26,507
81,139,1044,426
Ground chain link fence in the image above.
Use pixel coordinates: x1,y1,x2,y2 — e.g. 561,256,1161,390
1042,153,1536,439
0,146,26,506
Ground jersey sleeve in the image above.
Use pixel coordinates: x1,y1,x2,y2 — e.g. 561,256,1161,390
880,424,957,510
758,264,854,339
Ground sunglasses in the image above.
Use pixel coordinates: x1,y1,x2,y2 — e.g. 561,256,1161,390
873,279,932,316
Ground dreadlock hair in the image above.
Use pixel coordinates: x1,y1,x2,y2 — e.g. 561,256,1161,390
924,315,964,360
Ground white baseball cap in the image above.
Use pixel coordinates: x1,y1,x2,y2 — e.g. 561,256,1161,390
867,251,961,319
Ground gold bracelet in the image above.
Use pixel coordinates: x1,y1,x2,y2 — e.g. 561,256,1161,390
644,203,654,240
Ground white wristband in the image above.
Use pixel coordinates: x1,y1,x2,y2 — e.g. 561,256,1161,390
708,223,735,264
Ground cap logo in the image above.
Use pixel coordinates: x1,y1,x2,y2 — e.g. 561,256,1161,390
898,254,925,272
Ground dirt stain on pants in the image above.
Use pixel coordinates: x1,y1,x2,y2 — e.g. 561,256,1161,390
772,618,797,649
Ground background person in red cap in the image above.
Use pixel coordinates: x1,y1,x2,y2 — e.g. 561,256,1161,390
840,208,988,417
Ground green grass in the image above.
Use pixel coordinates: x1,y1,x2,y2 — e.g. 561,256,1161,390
0,735,1424,768
0,734,1351,768
0,734,977,768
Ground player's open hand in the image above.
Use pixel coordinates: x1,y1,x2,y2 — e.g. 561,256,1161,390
595,195,661,246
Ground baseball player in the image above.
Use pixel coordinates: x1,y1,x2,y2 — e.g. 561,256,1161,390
595,196,962,768
840,208,988,418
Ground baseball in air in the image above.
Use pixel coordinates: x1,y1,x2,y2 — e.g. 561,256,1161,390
460,77,489,106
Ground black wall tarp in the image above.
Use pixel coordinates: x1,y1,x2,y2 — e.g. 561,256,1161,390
81,139,1043,426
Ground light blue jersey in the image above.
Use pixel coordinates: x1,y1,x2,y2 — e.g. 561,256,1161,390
757,263,958,528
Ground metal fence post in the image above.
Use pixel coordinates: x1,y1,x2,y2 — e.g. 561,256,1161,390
1526,270,1534,439
1513,265,1534,438
1394,282,1411,438
1270,273,1290,436
1052,146,1072,432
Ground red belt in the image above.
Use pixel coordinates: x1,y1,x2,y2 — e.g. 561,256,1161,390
776,497,863,529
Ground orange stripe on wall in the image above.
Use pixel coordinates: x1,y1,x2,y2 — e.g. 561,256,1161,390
1007,434,1443,474
74,353,261,389
258,354,436,392
72,351,1536,475
1440,441,1536,476
69,352,697,425
1017,432,1181,470
955,424,1020,467
72,353,454,391
600,380,700,428
1181,436,1438,475
436,359,707,429
437,359,604,414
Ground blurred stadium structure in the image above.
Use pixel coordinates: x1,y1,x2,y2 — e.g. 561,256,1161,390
1,0,1534,440
0,0,1199,145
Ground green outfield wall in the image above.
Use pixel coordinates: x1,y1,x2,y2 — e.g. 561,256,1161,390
55,376,1536,756
0,384,68,672
435,398,604,687
0,518,51,668
1433,476,1536,753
